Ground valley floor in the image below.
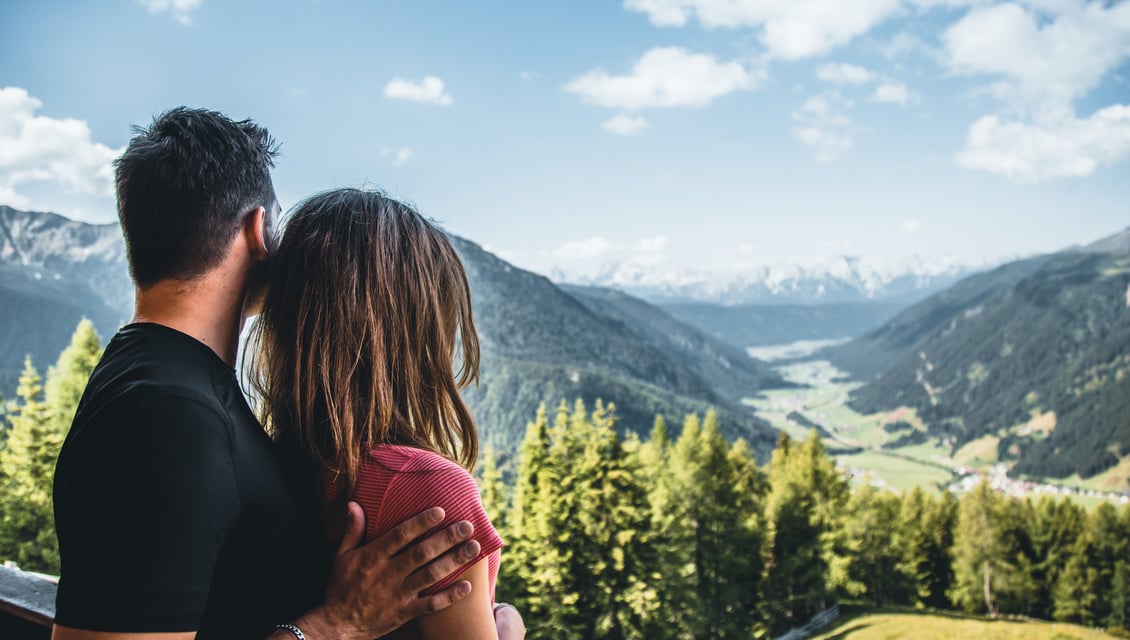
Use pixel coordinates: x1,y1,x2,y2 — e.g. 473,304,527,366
745,355,1130,506
810,607,1116,640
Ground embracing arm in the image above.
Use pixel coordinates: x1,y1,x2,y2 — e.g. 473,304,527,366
54,504,481,640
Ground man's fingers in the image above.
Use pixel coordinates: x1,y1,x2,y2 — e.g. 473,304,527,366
366,507,449,559
335,501,366,557
390,518,474,572
402,539,481,593
404,580,472,618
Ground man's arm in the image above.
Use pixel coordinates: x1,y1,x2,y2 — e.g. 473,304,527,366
54,504,525,640
54,504,481,640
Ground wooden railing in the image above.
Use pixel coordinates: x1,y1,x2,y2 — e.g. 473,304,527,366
0,564,56,640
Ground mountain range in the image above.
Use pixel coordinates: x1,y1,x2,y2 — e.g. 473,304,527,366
553,254,989,306
7,205,1127,483
0,207,784,457
828,228,1130,480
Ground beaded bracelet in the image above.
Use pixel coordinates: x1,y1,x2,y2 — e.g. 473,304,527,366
274,623,306,640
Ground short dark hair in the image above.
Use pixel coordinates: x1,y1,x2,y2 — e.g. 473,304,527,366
115,107,279,287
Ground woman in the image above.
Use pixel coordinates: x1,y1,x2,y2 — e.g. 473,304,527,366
250,188,504,640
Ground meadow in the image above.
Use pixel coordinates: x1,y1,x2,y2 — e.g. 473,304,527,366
811,607,1120,640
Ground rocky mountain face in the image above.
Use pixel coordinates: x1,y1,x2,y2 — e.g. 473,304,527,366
0,207,132,391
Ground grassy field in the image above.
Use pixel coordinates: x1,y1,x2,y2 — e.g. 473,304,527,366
810,608,1117,640
746,360,957,493
745,358,1129,503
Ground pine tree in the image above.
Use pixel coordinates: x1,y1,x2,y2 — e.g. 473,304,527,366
830,482,907,605
1028,496,1084,620
0,321,103,574
44,319,103,434
951,480,1001,615
576,401,655,640
909,490,958,610
760,431,847,635
506,400,663,640
499,404,552,610
478,444,508,534
0,357,56,572
1111,560,1130,630
694,410,763,638
993,496,1039,616
950,481,1038,616
650,413,702,638
1053,502,1123,625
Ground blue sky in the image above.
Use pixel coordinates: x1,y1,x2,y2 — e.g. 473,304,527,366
1,0,1128,277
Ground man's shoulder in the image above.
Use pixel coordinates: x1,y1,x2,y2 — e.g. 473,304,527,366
78,324,235,430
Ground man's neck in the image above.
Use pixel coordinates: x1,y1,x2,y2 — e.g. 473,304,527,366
133,271,248,367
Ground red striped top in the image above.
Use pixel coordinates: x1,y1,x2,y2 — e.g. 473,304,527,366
323,444,504,601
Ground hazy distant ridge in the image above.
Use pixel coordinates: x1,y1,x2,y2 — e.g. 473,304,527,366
555,254,990,305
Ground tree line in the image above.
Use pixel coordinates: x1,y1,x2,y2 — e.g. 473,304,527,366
0,319,103,573
484,400,1130,639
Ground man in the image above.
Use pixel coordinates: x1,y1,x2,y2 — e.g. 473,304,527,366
51,107,525,639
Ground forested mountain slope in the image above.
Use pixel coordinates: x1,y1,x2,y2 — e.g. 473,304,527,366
452,238,781,454
826,256,1051,379
560,284,787,404
0,208,780,457
835,230,1130,479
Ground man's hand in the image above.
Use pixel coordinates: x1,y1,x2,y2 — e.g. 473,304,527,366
292,503,481,640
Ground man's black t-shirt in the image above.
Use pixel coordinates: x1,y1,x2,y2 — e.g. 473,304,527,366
53,322,327,638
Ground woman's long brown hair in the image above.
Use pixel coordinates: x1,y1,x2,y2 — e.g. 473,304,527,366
248,188,480,497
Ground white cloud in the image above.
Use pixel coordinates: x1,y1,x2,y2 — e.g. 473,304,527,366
138,0,201,26
0,87,121,210
623,0,903,59
551,235,669,263
792,93,855,163
555,236,613,260
817,63,876,86
380,146,413,168
634,236,669,252
873,82,912,105
941,1,1130,115
941,2,1130,180
816,63,914,106
955,105,1130,182
383,76,453,106
603,113,651,136
880,31,922,59
902,219,924,233
564,47,758,111
519,71,540,82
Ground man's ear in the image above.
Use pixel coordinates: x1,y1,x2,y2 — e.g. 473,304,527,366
244,206,269,262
